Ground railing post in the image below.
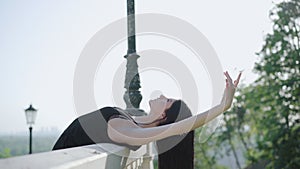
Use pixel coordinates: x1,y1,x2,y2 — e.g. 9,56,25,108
140,144,153,169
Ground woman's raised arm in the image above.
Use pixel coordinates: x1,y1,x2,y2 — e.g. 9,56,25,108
107,71,242,146
181,71,242,132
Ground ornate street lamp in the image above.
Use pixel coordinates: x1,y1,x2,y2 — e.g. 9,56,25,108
123,1,152,168
123,0,145,116
24,104,37,154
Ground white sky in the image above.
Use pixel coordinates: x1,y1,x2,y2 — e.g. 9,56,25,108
0,0,278,134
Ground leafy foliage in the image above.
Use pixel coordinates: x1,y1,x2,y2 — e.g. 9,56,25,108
0,148,11,158
193,0,300,168
251,0,300,168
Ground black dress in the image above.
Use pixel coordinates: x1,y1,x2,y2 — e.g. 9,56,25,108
52,107,141,151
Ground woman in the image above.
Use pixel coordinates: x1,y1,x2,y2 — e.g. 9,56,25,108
53,71,241,166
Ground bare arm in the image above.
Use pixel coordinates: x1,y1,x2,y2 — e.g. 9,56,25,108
108,103,228,146
108,71,242,146
107,104,224,146
107,118,179,146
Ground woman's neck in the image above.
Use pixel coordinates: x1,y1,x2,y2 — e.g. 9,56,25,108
133,111,164,128
134,113,168,128
133,114,153,126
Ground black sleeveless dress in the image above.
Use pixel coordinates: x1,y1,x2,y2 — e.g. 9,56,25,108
52,107,141,151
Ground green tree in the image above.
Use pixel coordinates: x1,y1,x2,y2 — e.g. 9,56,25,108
194,128,228,169
251,0,300,168
0,148,11,158
203,1,300,168
194,1,299,168
219,86,265,168
212,87,255,169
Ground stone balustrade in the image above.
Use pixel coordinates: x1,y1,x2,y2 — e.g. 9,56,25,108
0,143,153,169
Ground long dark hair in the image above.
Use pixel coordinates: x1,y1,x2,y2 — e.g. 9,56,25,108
157,100,194,169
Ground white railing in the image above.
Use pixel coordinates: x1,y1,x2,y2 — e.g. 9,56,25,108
0,144,154,169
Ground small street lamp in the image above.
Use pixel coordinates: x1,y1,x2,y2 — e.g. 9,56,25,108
24,104,37,154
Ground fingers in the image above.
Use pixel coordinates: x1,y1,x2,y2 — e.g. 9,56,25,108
226,79,229,88
234,72,242,87
224,71,233,83
224,71,242,88
224,71,233,89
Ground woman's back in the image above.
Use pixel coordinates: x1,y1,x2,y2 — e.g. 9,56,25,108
52,107,140,150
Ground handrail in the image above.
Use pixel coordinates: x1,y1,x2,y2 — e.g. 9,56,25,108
0,144,153,169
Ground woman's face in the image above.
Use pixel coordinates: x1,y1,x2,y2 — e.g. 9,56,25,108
149,95,176,120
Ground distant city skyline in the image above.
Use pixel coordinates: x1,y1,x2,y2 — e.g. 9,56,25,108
0,0,278,134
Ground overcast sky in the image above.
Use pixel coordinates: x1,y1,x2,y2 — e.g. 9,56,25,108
0,0,279,134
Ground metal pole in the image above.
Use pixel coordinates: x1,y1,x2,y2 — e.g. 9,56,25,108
124,1,153,168
29,126,32,154
127,0,136,54
123,0,144,115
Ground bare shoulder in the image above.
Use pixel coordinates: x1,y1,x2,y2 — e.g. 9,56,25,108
108,118,138,129
107,118,140,144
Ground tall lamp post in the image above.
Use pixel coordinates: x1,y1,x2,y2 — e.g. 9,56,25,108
123,0,145,116
124,1,153,168
24,104,37,154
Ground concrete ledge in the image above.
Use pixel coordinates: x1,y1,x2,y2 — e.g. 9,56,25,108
0,144,149,169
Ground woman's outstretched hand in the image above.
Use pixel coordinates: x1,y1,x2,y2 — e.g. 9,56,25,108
221,71,242,111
